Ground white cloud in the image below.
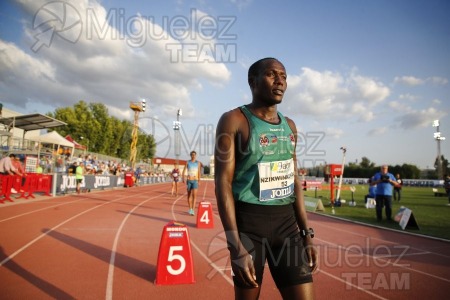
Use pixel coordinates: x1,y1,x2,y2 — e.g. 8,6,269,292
230,0,253,11
325,127,344,139
398,93,419,102
432,98,442,105
394,75,448,86
394,76,424,86
285,67,390,121
368,127,387,136
351,102,374,122
388,101,405,112
386,101,447,130
395,107,446,130
1,0,231,120
427,76,448,85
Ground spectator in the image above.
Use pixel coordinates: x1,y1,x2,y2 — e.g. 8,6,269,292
371,165,399,221
11,156,24,177
393,173,403,201
0,153,18,175
75,162,84,194
135,166,142,186
365,178,376,203
444,174,450,206
36,163,43,174
0,153,19,193
68,161,77,175
11,156,25,187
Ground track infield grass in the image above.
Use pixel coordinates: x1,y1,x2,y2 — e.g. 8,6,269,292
304,185,450,241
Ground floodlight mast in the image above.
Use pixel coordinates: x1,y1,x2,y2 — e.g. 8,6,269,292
433,120,446,180
173,109,182,164
129,99,146,169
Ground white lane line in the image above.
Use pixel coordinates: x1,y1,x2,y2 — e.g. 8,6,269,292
0,198,86,222
315,218,450,259
0,193,136,267
171,194,234,286
202,180,209,200
315,237,450,283
105,192,163,300
318,269,389,300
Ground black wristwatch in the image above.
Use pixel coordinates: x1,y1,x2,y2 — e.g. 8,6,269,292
300,228,314,238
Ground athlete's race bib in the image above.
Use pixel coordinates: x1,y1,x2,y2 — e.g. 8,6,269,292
258,158,295,201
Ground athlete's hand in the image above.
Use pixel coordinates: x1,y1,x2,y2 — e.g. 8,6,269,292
230,251,258,288
304,237,318,273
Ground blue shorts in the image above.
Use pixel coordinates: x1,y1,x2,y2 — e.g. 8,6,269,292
233,201,313,289
186,180,198,191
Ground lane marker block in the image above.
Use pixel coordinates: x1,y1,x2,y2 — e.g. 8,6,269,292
196,201,214,229
155,221,195,285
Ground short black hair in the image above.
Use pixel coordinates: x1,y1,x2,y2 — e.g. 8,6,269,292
248,57,280,85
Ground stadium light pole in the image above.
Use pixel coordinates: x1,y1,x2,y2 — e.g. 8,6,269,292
332,146,347,215
173,109,182,164
80,136,89,154
433,120,446,180
129,99,146,169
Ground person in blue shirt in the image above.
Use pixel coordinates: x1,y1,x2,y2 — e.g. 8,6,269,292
370,165,399,221
134,166,142,186
364,178,376,203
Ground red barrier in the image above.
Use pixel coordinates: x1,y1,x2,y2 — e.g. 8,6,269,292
0,173,53,203
11,175,27,199
0,174,14,204
36,174,52,196
24,174,39,199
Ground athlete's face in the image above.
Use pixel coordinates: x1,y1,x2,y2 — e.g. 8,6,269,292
251,60,287,105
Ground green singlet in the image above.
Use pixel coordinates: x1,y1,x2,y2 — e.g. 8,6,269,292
232,105,296,205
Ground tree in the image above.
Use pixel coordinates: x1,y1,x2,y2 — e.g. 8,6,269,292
47,100,156,162
359,156,375,169
89,103,113,154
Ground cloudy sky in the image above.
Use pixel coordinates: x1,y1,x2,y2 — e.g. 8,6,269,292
1,0,449,170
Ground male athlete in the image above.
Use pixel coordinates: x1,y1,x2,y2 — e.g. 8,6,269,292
215,58,317,299
182,151,202,215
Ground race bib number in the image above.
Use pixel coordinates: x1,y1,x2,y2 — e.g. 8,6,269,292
258,159,295,201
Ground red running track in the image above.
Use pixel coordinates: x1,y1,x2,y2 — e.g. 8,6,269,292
0,181,449,299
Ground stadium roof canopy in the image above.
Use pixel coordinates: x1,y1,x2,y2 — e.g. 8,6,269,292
0,113,67,132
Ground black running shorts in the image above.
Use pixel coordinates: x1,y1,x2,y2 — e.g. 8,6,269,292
233,201,313,289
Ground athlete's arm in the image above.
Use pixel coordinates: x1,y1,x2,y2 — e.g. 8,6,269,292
286,117,318,273
182,164,186,182
215,109,258,287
